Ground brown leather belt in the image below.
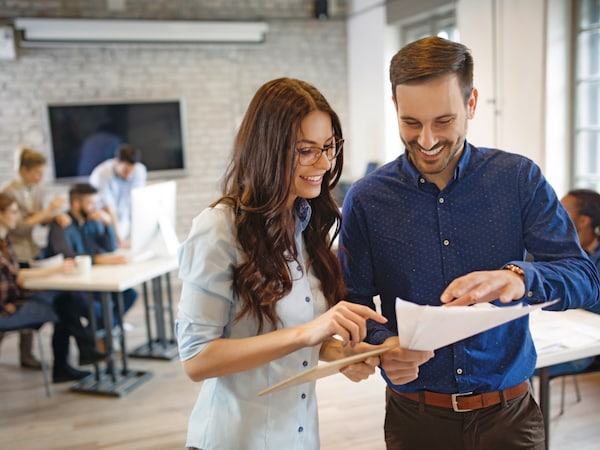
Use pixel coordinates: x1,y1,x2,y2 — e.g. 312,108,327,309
392,380,530,412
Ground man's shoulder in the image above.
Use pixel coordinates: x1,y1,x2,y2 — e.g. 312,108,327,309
470,144,533,164
90,159,115,179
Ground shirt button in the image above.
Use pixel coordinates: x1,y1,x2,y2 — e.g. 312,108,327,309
527,291,533,297
443,239,450,246
305,296,311,303
302,361,308,367
296,266,302,271
301,393,306,399
439,197,445,203
419,178,425,184
456,368,463,375
298,426,304,433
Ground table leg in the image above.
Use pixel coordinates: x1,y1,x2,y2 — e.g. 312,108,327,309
115,292,128,374
86,291,101,382
101,292,116,382
141,282,153,351
70,291,152,397
165,273,175,341
538,367,550,450
129,273,178,360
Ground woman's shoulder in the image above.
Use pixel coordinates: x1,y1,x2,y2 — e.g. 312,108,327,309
184,204,237,248
193,203,234,227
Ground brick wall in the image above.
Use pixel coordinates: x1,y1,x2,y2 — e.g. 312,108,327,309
0,2,349,241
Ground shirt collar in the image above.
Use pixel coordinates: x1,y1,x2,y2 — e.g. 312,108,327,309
400,140,472,188
294,198,312,232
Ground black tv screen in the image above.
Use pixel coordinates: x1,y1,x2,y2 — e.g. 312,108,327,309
47,100,185,180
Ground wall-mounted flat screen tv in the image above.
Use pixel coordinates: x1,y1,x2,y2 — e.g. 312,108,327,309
47,99,186,181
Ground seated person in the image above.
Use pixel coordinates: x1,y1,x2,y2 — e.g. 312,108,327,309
544,188,600,376
0,192,106,382
43,183,137,331
0,147,70,370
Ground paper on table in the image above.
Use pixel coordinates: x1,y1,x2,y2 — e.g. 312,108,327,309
28,253,64,268
396,298,559,351
257,344,395,396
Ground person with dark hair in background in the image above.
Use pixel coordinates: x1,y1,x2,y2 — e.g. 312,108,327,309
543,188,600,375
44,183,137,333
0,147,69,369
176,77,391,450
89,144,147,249
0,192,106,383
338,36,600,449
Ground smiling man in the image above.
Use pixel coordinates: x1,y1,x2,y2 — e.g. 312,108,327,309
338,36,600,450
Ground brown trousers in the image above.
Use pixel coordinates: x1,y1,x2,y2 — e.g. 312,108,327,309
384,386,545,450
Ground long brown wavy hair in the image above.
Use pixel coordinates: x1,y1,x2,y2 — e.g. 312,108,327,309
215,78,345,333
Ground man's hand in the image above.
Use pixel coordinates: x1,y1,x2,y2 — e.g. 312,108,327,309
94,253,128,265
87,209,112,225
440,269,525,306
337,342,390,382
379,337,434,385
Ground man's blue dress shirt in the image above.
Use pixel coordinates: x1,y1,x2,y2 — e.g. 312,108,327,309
339,142,600,394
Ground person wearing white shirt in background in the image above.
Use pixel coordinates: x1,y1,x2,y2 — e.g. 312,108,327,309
176,77,398,450
89,144,147,249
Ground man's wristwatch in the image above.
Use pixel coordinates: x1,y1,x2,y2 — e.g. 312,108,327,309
503,264,525,281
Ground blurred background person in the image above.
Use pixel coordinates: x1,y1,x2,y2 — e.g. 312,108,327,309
544,188,600,376
0,192,106,382
89,144,147,249
0,147,68,369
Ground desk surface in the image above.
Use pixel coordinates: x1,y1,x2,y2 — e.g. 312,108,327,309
22,256,179,292
531,308,600,368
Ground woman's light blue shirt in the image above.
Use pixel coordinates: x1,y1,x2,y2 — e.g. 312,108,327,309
176,201,327,450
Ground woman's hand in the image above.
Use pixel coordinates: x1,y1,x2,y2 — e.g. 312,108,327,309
299,300,386,348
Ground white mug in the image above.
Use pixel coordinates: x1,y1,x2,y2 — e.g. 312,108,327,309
74,255,92,276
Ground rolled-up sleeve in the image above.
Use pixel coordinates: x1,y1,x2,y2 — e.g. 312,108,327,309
176,206,239,361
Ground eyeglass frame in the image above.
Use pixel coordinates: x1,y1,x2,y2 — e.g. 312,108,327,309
294,138,344,166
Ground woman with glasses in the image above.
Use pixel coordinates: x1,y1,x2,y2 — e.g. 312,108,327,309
176,77,387,450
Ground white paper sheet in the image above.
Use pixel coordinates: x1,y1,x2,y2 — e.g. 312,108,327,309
258,298,558,395
396,298,559,351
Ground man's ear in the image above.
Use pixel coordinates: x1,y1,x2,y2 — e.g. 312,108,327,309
391,95,398,112
467,88,478,119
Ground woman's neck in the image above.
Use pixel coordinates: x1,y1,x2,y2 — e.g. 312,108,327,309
0,227,8,239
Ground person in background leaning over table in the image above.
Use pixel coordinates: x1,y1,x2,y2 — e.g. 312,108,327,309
176,77,391,450
543,188,600,375
338,36,600,450
0,192,106,383
0,147,69,370
89,144,147,249
43,183,137,332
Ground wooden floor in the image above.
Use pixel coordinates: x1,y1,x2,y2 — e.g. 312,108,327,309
1,298,599,449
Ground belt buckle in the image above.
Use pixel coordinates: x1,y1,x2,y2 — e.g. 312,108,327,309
451,392,473,412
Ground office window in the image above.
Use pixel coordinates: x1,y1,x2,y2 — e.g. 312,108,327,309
573,0,600,190
402,9,458,44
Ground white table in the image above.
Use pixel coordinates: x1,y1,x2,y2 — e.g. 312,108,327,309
23,256,179,397
531,309,600,449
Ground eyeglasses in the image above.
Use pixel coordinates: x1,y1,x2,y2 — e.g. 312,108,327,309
295,138,344,166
